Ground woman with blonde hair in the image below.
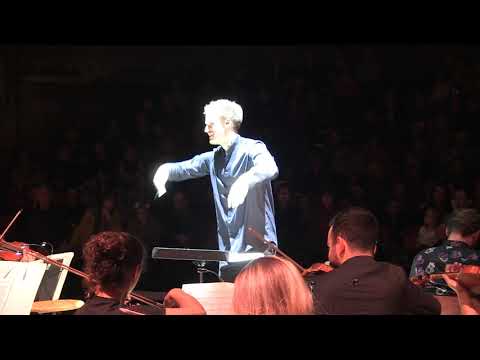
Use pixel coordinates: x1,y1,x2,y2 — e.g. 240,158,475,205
233,256,314,315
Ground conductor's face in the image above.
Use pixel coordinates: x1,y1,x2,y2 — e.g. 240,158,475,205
204,114,229,145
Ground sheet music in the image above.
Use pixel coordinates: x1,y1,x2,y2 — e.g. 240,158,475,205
0,261,47,315
0,279,13,313
227,252,264,263
182,282,235,315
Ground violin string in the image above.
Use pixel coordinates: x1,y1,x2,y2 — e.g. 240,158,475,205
0,241,22,253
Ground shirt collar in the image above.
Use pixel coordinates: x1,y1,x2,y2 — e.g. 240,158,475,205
224,133,240,155
445,240,471,248
341,255,375,266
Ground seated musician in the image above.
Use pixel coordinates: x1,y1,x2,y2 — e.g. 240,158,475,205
75,231,205,315
410,209,480,296
442,273,480,315
232,256,314,315
305,207,440,315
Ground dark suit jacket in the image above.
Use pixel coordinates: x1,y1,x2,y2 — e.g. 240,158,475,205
311,256,441,315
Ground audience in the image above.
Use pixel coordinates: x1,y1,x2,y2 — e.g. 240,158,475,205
2,46,480,315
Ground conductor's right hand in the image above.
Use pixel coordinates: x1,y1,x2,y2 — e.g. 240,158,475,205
153,163,170,198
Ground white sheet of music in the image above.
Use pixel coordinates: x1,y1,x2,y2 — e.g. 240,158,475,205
0,279,13,313
227,252,264,263
0,260,47,315
182,282,235,315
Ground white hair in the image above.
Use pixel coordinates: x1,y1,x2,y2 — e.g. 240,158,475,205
203,99,243,130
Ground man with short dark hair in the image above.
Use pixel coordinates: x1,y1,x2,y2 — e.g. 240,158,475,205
309,207,440,315
410,208,480,296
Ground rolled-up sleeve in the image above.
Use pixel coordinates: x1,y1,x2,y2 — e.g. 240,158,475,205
168,152,212,182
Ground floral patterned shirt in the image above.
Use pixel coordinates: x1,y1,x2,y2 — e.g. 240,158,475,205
409,240,480,296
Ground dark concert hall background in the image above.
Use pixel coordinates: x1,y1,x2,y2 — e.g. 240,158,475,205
1,45,479,298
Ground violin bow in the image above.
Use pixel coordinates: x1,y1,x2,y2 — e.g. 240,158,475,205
247,226,306,273
0,209,23,241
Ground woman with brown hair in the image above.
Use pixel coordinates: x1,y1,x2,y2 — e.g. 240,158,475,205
76,231,205,315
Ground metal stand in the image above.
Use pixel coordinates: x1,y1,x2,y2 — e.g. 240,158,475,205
152,247,265,283
193,260,208,283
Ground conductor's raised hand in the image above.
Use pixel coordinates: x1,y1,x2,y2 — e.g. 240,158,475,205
153,163,170,198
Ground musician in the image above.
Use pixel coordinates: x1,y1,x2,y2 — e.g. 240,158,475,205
308,207,440,315
410,208,480,296
233,256,314,315
75,231,205,315
153,99,279,281
442,273,480,315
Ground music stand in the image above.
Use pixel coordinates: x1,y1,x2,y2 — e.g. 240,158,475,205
0,260,47,315
152,247,228,283
35,252,74,301
152,247,265,283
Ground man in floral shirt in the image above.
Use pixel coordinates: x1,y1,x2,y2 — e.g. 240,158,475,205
410,209,480,296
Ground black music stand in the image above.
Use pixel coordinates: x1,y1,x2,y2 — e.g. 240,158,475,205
152,247,265,283
152,247,229,283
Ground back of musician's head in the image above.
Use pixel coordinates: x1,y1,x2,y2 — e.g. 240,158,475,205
83,231,144,295
329,207,379,252
233,256,313,315
446,208,480,237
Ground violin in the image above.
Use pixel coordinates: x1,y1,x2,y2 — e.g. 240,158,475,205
0,210,35,261
0,241,33,261
1,210,166,312
301,262,334,293
0,240,51,261
410,263,480,296
301,262,334,277
120,299,166,315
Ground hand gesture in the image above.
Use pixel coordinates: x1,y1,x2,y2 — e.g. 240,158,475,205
227,176,249,209
153,164,170,198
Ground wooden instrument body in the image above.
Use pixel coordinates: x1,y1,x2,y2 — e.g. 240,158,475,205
411,264,480,295
0,241,34,261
